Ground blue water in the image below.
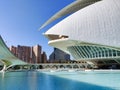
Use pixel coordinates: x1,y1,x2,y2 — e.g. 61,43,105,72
0,71,120,90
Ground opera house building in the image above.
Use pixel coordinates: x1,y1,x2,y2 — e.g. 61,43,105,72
41,0,120,69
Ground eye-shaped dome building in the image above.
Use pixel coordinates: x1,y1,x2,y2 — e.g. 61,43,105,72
42,0,120,69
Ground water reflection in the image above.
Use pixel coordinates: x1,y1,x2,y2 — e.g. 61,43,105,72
0,71,117,90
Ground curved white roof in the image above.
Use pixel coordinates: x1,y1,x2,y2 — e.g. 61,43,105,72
45,0,120,47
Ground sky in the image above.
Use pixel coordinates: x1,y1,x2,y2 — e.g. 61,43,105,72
0,0,74,57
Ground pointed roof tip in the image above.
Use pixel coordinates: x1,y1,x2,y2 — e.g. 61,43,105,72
38,23,48,31
38,27,42,31
39,0,78,30
38,26,43,31
38,26,44,31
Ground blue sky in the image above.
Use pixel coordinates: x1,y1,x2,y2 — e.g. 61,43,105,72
0,0,74,57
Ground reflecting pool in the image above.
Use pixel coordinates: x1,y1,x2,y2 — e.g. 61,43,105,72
0,71,120,90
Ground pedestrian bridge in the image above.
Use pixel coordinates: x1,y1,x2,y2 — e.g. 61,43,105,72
5,63,92,72
30,63,91,69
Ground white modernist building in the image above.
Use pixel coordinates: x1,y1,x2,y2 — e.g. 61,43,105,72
42,0,120,69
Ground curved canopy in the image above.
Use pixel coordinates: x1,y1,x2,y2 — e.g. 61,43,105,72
0,35,26,68
40,0,101,29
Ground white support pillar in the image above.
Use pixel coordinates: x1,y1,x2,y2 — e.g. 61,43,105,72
1,64,6,72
